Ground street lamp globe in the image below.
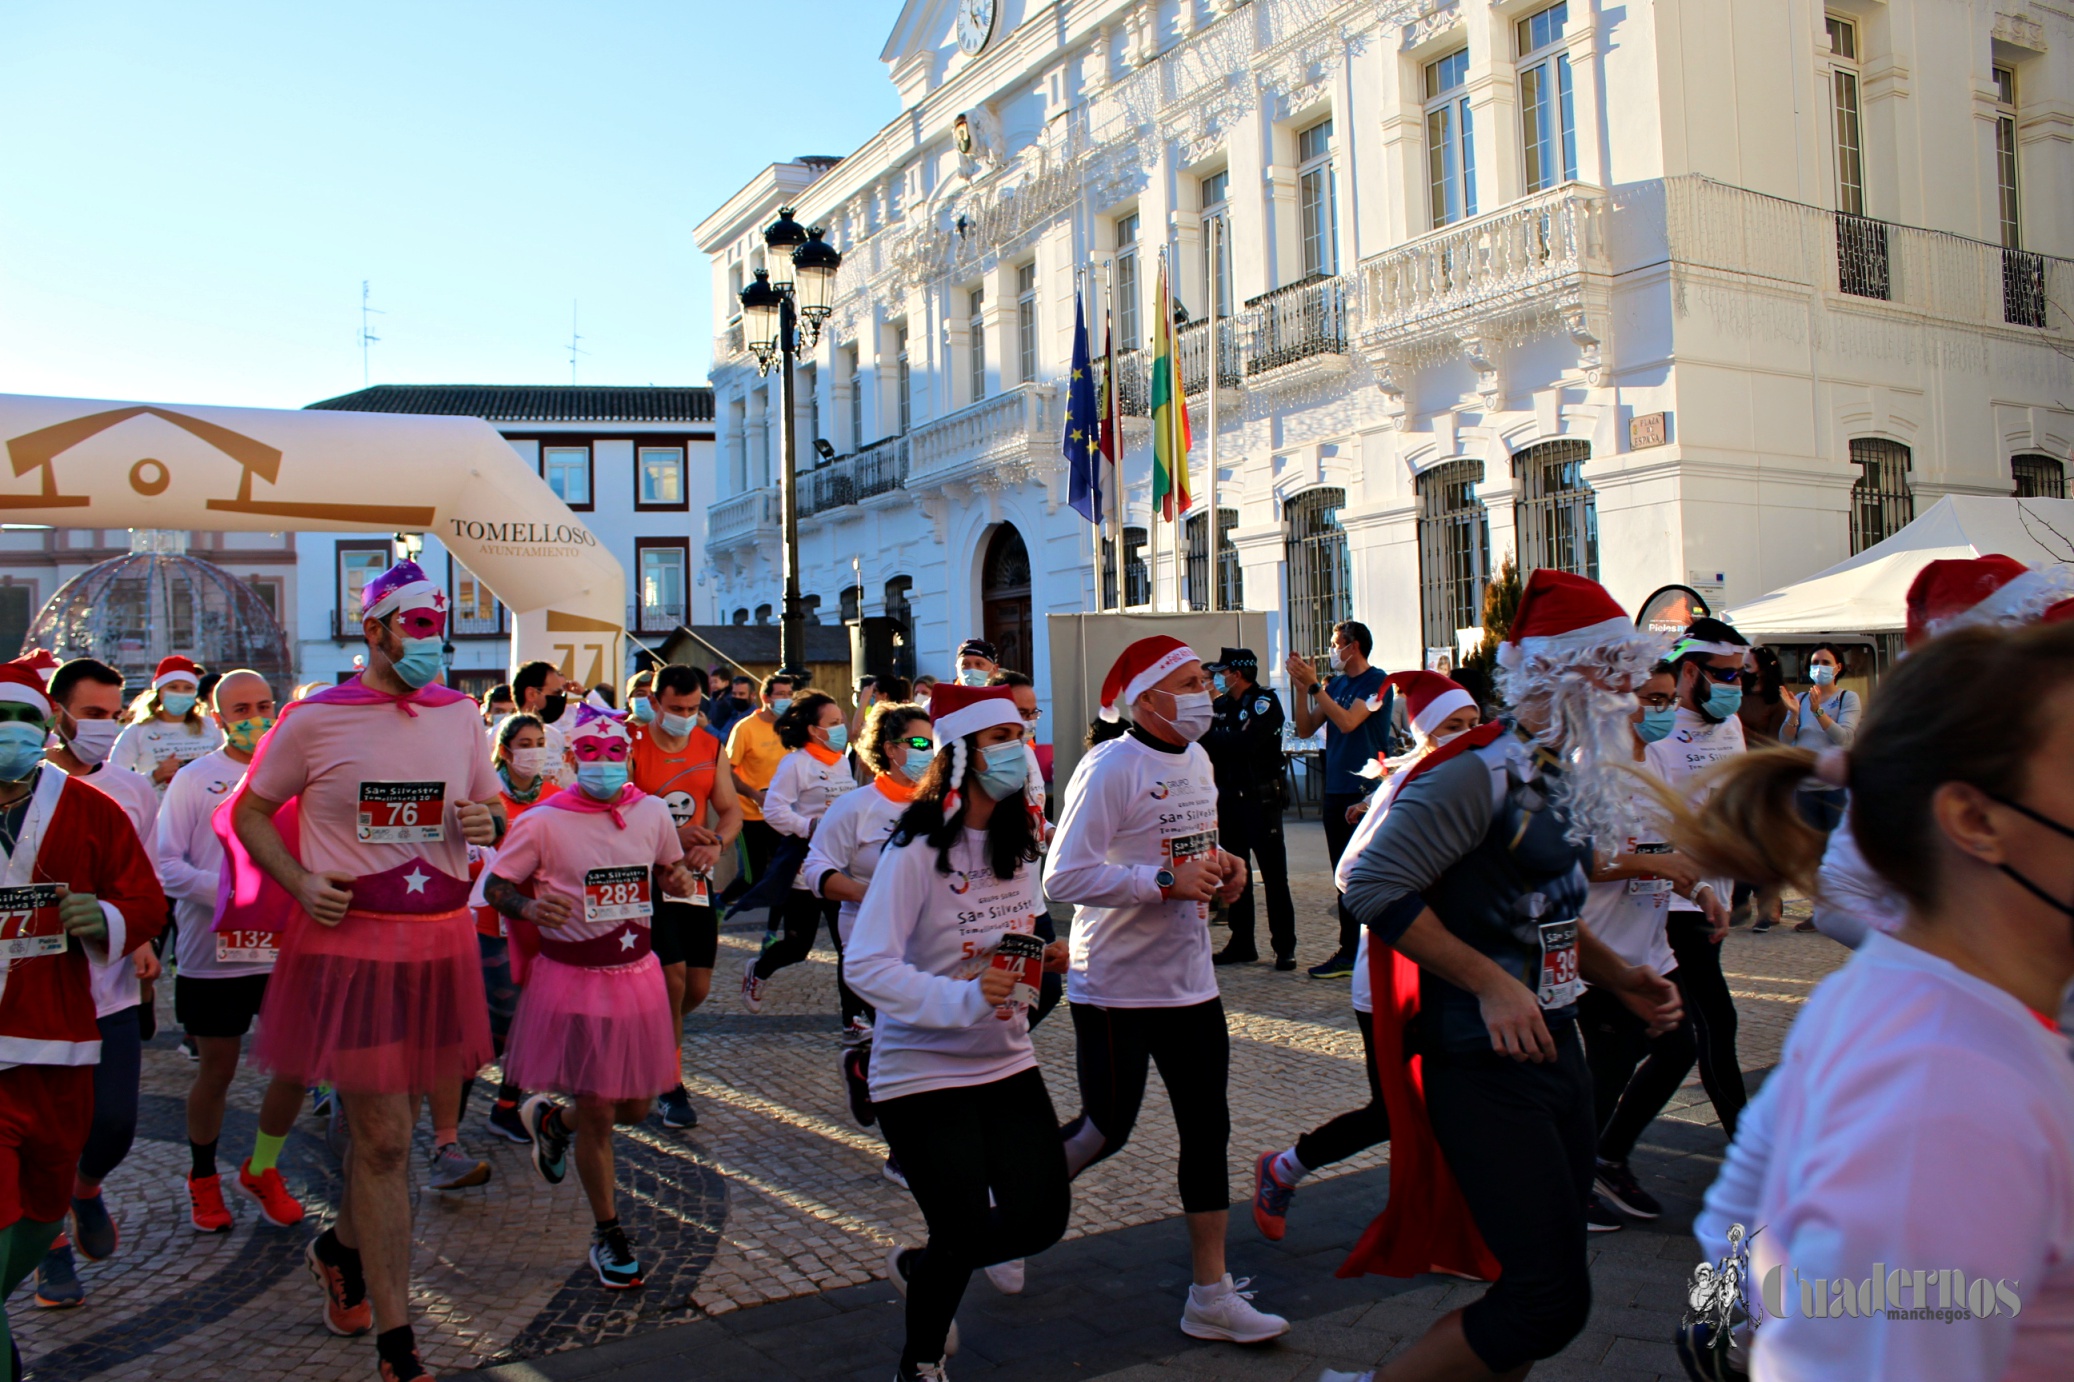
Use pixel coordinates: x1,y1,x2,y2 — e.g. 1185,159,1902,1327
762,207,808,293
739,268,783,364
792,227,843,323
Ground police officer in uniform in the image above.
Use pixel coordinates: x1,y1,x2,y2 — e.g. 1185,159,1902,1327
1202,648,1297,970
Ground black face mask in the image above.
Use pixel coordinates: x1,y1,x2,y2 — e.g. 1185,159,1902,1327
540,691,568,725
1988,793,2074,919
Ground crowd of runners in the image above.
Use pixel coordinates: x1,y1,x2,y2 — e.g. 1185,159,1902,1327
0,550,2069,1382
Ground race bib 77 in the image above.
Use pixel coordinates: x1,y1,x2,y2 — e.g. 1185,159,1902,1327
0,884,64,962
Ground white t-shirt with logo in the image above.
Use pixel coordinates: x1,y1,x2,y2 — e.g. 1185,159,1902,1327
1644,707,1744,913
112,717,224,793
1046,733,1222,1009
156,749,269,980
1580,789,1678,977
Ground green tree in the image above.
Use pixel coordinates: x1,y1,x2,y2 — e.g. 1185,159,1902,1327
1464,555,1522,679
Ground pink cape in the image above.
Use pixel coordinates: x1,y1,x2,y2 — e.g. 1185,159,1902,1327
541,780,645,829
212,675,475,934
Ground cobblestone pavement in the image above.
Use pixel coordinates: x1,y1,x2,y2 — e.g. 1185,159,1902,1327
12,819,1848,1381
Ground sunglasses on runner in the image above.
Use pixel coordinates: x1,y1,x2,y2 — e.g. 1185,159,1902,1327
899,735,934,751
1698,664,1742,684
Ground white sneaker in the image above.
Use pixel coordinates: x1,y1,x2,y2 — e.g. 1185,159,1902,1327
885,1245,958,1355
740,956,768,1014
982,1258,1025,1294
1317,1372,1374,1382
1179,1274,1289,1343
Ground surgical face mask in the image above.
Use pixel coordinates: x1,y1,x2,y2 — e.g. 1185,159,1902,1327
0,722,46,781
1636,706,1678,744
659,711,698,738
956,669,988,687
1163,690,1214,742
1704,682,1743,720
822,724,849,752
1986,793,2074,921
62,715,122,765
629,696,656,724
903,745,936,779
577,761,628,800
1212,673,1228,696
974,744,1028,802
770,697,792,717
1810,663,1837,686
220,715,274,756
1430,727,1469,750
389,637,444,690
507,746,550,778
160,691,198,718
1328,647,1345,674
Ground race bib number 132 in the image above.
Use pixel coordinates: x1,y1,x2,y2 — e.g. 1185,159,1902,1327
357,781,447,844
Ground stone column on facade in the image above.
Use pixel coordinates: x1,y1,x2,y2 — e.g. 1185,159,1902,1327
1465,6,1519,213
1229,518,1286,687
1477,458,1520,579
746,387,770,491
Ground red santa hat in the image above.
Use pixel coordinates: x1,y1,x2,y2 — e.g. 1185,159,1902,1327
1497,569,1637,671
1905,555,2074,646
17,649,57,687
1097,635,1201,721
1375,670,1478,740
0,659,52,717
926,683,1024,748
153,655,201,690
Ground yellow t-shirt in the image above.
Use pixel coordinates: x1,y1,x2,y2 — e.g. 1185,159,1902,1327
726,714,786,822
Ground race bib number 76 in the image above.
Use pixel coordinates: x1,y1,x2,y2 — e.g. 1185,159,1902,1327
358,781,447,844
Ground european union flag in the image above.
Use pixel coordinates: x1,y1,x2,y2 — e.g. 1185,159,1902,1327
1064,292,1102,526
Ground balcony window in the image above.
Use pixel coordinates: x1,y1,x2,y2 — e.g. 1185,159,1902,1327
1417,459,1490,652
1297,120,1338,278
846,345,864,450
636,540,688,633
968,286,986,403
451,563,503,637
1122,526,1151,608
543,445,592,508
1184,508,1242,611
1283,487,1350,661
1016,263,1038,385
1827,15,1864,216
1518,3,1576,193
2013,453,2066,499
1200,171,1233,315
336,541,390,635
637,447,685,509
1994,64,2022,249
895,325,912,433
1514,440,1598,580
1426,50,1476,229
1848,438,1913,554
1115,213,1141,349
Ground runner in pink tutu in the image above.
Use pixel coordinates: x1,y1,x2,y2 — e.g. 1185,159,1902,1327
482,700,695,1292
227,557,503,1382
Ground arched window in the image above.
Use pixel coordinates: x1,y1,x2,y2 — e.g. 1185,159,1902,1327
730,607,748,626
1184,508,1242,611
882,576,915,680
2012,453,2066,499
1848,438,1913,553
1283,487,1349,661
754,603,772,625
1513,440,1597,579
1417,460,1489,652
1119,526,1150,607
981,525,1033,675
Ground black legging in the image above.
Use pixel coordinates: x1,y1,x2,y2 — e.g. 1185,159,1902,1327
876,1067,1070,1369
755,887,841,982
79,1006,142,1183
1322,793,1366,958
1666,913,1746,1138
1066,997,1231,1213
1577,985,1697,1163
1293,1011,1391,1171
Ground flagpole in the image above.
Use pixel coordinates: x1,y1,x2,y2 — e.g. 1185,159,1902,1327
1206,214,1220,615
1153,246,1166,614
1086,264,1107,614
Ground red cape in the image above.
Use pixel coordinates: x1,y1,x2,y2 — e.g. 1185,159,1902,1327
1336,721,1505,1283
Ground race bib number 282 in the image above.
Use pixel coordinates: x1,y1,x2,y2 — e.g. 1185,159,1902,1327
357,781,447,844
585,866,652,923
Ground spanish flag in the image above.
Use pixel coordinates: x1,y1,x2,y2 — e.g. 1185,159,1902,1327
1148,257,1191,522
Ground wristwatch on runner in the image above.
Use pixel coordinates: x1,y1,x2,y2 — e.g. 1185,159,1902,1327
1155,866,1177,897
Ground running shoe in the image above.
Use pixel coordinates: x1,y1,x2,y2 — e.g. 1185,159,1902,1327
188,1172,235,1233
1586,1193,1624,1233
1273,956,1297,972
1317,1372,1375,1382
309,1084,335,1119
1306,954,1355,980
886,1246,958,1354
238,1160,306,1227
1594,1159,1662,1220
1794,919,1818,932
180,1033,200,1061
305,1236,373,1336
1179,1274,1289,1343
982,1258,1025,1294
519,1095,570,1185
1251,1151,1296,1242
881,1155,909,1191
739,955,768,1014
1211,946,1258,966
590,1222,644,1290
895,1361,950,1381
32,1241,84,1309
486,1099,531,1144
377,1351,434,1382
657,1085,698,1130
70,1192,118,1260
427,1142,491,1190
1750,916,1775,934
841,1046,876,1128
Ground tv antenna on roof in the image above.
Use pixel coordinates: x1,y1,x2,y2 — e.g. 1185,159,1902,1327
359,280,384,387
568,300,589,385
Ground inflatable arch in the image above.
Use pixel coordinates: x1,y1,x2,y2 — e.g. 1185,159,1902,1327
0,392,624,683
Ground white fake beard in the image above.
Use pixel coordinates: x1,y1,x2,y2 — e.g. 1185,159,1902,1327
1499,638,1664,848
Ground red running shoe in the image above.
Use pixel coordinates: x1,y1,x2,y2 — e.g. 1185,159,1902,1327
188,1173,234,1233
1251,1151,1295,1242
305,1238,373,1336
238,1159,306,1227
378,1353,435,1382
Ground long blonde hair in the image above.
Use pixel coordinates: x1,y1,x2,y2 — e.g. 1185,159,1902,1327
129,684,207,732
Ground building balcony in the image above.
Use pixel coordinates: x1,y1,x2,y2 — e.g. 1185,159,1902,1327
799,434,910,519
707,486,779,549
1243,274,1352,387
1356,183,1610,360
714,318,745,362
1176,319,1241,399
628,601,687,637
907,383,1058,491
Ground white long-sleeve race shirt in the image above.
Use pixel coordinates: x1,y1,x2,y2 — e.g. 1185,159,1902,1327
801,778,909,943
155,749,269,979
76,762,160,1016
762,748,857,869
843,826,1042,1102
1045,732,1220,1009
1643,708,1743,913
111,717,224,792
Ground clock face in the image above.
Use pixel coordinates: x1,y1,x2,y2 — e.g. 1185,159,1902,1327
956,0,996,56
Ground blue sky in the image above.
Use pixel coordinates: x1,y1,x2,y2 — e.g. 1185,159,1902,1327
0,1,906,409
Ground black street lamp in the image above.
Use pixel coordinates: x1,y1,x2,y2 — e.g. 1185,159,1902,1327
741,207,842,683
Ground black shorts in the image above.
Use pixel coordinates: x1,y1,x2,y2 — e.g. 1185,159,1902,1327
175,973,272,1040
653,900,718,970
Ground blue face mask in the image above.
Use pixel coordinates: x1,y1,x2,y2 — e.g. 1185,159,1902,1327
1212,673,1228,696
1636,706,1677,744
770,697,792,718
629,696,656,724
904,745,936,779
973,744,1028,803
0,721,46,781
391,636,445,690
823,724,849,752
659,711,698,738
576,762,628,800
160,691,197,718
1704,682,1743,720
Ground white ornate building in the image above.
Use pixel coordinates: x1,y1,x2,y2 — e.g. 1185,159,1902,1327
697,0,2074,729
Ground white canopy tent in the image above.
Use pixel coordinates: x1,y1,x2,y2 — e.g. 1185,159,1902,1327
1725,496,2074,639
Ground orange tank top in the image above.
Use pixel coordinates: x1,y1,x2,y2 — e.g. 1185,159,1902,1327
630,726,721,833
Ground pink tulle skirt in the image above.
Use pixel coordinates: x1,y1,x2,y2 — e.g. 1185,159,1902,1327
253,908,493,1095
502,951,678,1101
